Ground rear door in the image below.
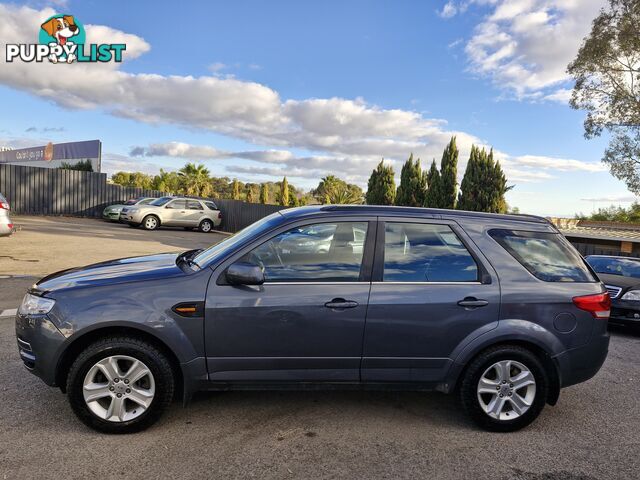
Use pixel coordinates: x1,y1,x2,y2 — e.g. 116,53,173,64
362,217,500,383
185,200,205,226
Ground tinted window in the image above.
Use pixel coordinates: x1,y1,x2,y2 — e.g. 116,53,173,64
204,201,218,210
586,256,640,279
383,223,478,282
240,222,368,282
150,197,173,206
490,229,596,282
166,199,186,209
187,200,203,210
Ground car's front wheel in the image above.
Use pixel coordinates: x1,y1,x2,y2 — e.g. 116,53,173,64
66,336,175,433
142,215,160,231
460,345,548,432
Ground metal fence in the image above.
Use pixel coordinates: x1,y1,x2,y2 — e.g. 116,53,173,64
0,164,286,232
213,199,286,232
0,164,166,218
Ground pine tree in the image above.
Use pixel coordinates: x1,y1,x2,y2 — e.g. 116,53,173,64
365,159,396,205
439,136,458,209
231,179,241,200
259,183,269,204
424,159,442,208
395,153,427,207
279,177,290,206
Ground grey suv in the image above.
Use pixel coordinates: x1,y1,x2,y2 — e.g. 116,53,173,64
15,206,610,433
120,196,222,232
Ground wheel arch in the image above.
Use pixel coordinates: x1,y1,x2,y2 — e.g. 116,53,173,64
448,324,562,405
55,325,183,399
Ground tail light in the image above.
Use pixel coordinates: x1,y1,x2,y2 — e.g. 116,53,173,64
218,212,222,219
573,292,611,319
7,224,13,229
0,201,9,210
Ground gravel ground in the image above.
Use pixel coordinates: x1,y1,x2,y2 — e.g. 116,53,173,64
1,216,639,479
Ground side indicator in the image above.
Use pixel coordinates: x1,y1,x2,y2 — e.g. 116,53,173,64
171,302,204,317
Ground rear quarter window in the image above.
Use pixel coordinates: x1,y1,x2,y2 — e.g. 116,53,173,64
489,229,596,282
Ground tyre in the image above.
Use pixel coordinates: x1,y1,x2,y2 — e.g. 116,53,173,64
142,215,159,231
66,336,175,434
198,219,213,233
460,345,548,432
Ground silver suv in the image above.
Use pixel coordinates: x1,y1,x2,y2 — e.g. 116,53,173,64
120,196,222,232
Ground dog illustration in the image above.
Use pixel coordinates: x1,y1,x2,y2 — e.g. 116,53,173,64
41,15,79,63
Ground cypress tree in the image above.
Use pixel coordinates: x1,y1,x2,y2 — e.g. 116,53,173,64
259,183,269,204
231,179,241,200
279,177,290,206
395,153,427,207
458,146,511,212
246,185,256,203
424,159,442,208
365,159,396,205
440,136,458,209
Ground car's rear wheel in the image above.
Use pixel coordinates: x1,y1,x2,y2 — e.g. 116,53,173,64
460,345,548,432
199,219,213,233
142,215,159,231
66,336,174,433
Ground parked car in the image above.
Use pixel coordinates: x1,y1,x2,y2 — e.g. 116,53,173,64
102,197,155,222
120,196,222,232
0,193,14,237
585,255,640,328
15,206,610,433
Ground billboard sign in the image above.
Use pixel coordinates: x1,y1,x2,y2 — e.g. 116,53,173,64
0,140,101,171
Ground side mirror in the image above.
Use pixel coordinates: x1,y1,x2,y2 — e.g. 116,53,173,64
226,262,264,286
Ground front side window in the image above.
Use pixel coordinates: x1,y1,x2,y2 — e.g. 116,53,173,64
383,222,478,282
240,222,368,282
490,229,596,282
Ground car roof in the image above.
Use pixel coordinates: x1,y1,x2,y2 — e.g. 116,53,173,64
278,205,549,225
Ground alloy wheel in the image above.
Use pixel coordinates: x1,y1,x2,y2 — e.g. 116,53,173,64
82,355,155,423
145,217,158,229
476,360,536,421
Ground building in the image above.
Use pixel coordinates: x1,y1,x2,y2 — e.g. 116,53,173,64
0,140,101,172
550,217,640,257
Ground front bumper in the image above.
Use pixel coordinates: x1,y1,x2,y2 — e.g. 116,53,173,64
15,312,66,386
554,331,610,388
119,212,143,224
102,211,122,221
609,300,640,325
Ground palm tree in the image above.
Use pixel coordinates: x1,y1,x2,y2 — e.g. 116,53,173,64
178,163,213,197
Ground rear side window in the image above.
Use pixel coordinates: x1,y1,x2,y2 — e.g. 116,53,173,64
489,229,596,282
383,222,479,282
187,200,203,210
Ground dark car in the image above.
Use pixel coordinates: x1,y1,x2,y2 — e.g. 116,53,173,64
15,206,610,433
586,255,640,328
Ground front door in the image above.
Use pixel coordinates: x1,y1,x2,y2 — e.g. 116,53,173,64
205,219,375,383
362,218,500,383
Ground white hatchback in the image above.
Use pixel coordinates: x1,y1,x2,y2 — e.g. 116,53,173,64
0,193,13,237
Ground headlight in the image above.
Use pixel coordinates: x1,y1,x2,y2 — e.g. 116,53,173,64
18,293,55,315
128,208,139,213
621,290,640,301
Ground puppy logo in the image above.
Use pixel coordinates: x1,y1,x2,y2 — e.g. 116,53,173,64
39,14,84,63
5,14,126,64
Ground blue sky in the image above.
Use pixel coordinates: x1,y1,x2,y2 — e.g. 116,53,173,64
0,0,633,216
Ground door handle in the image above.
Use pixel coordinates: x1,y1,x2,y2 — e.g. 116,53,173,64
324,298,359,309
457,297,489,309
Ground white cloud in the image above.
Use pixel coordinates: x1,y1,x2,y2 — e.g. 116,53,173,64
460,0,606,101
439,1,459,18
0,4,608,190
580,194,639,203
